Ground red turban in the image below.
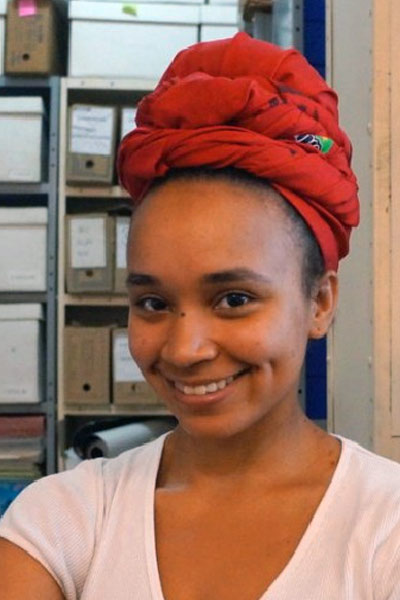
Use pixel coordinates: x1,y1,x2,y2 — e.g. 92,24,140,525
117,32,359,270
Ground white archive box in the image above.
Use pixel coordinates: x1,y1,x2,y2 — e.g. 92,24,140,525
200,5,238,41
0,208,48,291
0,304,44,404
69,1,200,79
0,0,6,76
0,96,45,182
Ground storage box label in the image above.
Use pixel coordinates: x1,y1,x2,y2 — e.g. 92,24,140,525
7,270,42,287
113,334,144,382
116,219,130,269
70,218,107,269
70,106,114,156
18,0,37,17
0,384,34,402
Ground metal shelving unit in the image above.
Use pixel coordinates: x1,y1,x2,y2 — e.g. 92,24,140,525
57,77,160,468
0,76,60,475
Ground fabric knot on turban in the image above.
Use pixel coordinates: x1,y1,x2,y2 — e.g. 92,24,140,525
117,32,359,270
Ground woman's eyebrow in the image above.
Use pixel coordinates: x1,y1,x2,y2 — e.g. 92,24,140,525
126,272,161,286
126,268,272,287
201,268,272,285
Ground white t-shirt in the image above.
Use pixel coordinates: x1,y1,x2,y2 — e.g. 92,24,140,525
1,433,400,600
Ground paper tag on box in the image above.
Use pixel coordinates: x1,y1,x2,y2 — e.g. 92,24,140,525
113,333,145,382
116,218,130,269
18,0,37,17
70,106,114,156
121,107,137,140
70,218,107,269
7,270,42,288
0,384,34,402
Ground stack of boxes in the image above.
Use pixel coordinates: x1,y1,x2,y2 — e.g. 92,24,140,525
0,110,48,405
0,0,240,472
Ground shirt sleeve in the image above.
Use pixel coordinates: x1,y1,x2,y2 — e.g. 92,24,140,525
0,459,105,600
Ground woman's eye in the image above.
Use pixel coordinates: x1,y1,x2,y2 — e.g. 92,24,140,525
216,292,252,309
135,297,168,312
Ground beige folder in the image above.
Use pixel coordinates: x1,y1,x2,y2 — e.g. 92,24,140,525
66,213,114,293
112,328,161,406
66,104,117,185
64,327,111,406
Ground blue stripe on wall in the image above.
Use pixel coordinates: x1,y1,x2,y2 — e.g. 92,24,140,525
303,0,327,419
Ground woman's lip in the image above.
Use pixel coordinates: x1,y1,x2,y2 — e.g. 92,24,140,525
164,367,251,389
165,368,250,407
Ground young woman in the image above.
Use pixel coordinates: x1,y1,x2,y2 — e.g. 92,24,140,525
1,33,400,600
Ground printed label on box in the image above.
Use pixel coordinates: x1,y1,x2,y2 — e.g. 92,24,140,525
116,218,130,269
7,270,42,287
113,333,145,382
70,106,114,156
0,384,34,402
121,107,137,140
70,218,107,269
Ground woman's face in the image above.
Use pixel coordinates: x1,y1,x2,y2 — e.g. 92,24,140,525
127,178,322,439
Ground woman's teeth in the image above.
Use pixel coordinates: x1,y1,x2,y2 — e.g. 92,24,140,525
175,375,235,396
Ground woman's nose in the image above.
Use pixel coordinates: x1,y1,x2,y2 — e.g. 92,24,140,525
160,312,218,368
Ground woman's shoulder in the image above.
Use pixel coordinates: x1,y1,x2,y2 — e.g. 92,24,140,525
0,435,166,600
337,435,400,509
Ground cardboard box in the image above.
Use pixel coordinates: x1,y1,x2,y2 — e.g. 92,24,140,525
66,213,114,294
5,0,67,76
68,1,199,79
66,104,117,185
0,304,43,404
64,327,110,405
114,216,130,294
0,97,45,183
112,329,161,406
0,208,47,291
0,0,6,75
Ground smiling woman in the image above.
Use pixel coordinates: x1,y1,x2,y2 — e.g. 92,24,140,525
1,32,400,600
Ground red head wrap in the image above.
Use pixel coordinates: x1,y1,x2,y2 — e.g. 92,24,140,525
117,32,359,270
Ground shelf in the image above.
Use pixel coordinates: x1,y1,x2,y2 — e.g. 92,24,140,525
64,184,130,199
0,292,47,304
64,77,158,92
63,294,128,306
0,76,55,89
0,402,47,414
65,405,170,417
0,182,49,196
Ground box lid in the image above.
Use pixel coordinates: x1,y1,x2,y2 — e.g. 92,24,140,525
0,208,48,226
70,1,200,24
0,97,45,115
200,5,237,23
0,304,44,321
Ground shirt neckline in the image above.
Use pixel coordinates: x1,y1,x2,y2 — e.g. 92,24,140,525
144,433,351,600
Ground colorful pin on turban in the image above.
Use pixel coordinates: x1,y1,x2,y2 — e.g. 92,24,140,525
117,32,359,270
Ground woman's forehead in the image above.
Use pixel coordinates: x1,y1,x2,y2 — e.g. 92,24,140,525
128,178,299,279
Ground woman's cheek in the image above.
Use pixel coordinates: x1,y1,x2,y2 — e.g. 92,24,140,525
127,322,153,369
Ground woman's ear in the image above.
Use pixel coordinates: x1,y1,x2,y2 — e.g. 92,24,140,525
308,270,338,339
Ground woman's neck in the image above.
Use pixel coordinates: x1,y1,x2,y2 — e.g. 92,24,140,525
158,404,338,491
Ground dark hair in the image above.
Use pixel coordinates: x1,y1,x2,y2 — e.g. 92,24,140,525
147,167,325,298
